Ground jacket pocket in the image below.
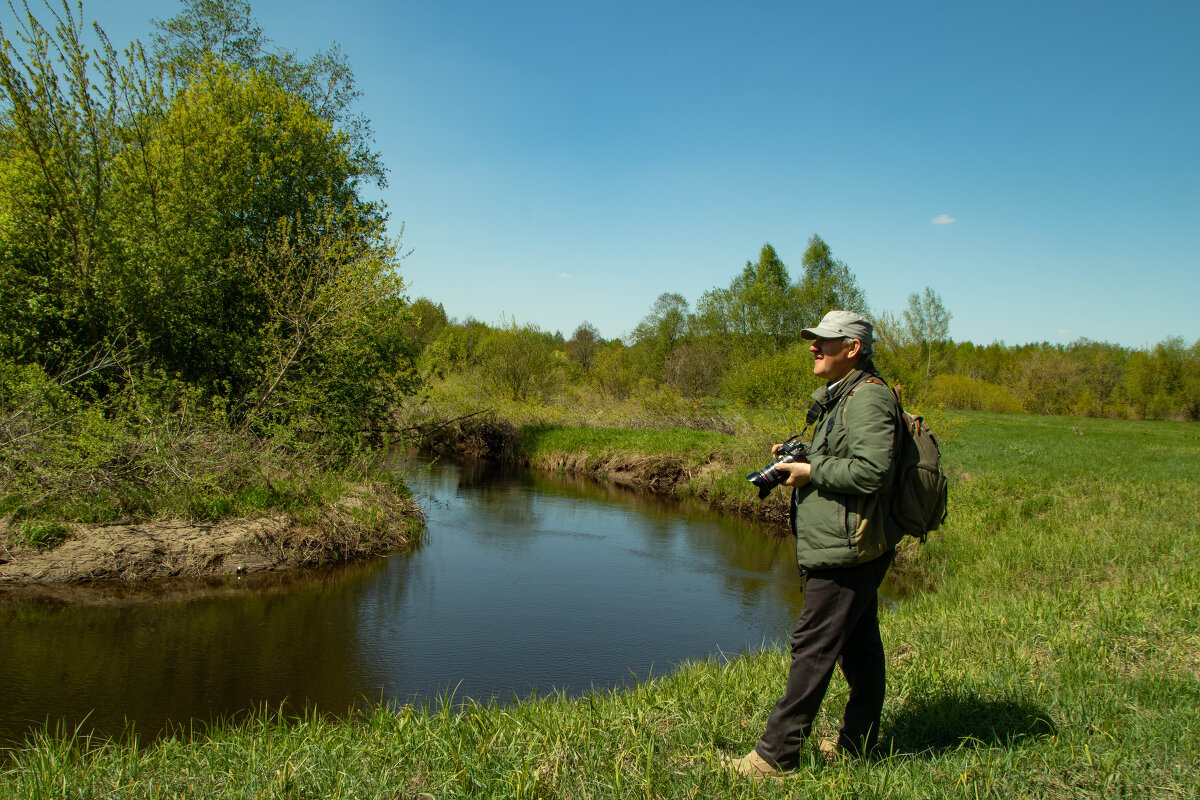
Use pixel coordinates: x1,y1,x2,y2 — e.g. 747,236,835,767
850,494,888,563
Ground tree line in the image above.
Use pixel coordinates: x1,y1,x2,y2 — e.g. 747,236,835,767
410,239,1200,422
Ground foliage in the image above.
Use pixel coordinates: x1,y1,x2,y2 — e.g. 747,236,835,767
797,234,868,323
150,0,384,186
564,321,602,371
720,343,821,409
477,321,564,402
924,374,1022,413
662,339,726,398
694,243,807,355
413,232,1198,421
0,355,379,524
0,0,416,444
629,291,690,376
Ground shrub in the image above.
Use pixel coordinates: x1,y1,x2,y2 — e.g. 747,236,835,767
477,323,564,401
721,345,819,408
663,341,726,398
926,374,1023,413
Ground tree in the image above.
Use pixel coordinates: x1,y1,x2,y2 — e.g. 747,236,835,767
902,287,952,379
151,0,263,72
234,211,414,432
406,298,448,348
0,0,126,360
565,321,601,371
663,340,725,398
1,0,416,433
479,322,561,401
797,235,867,322
109,59,387,397
151,0,384,187
630,292,690,377
695,243,806,354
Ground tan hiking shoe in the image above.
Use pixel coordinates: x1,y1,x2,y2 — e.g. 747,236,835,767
819,737,886,761
721,750,788,779
818,739,843,761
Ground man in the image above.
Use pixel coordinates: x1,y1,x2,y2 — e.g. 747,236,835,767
726,310,903,778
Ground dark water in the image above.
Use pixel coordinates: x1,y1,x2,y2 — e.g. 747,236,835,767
0,456,810,748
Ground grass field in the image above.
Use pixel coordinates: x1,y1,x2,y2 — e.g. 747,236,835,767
2,412,1198,798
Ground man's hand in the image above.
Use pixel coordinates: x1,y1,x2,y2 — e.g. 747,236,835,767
775,459,811,487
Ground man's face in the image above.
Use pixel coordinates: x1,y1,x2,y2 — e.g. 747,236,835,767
810,336,860,382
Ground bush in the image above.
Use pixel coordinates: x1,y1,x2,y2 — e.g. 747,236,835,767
0,356,372,524
721,345,819,408
663,341,726,398
477,323,564,401
926,374,1022,413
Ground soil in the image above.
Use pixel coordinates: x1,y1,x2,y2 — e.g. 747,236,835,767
0,484,421,588
529,450,792,526
0,432,787,593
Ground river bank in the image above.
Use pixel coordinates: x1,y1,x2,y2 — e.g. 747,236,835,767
3,412,1197,798
0,481,421,588
421,414,794,524
1,416,783,589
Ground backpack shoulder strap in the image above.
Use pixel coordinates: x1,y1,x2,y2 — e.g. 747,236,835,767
829,375,889,435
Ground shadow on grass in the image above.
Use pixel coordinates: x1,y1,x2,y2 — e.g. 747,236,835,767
884,690,1056,757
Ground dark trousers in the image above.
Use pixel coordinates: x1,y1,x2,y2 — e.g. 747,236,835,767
755,551,893,768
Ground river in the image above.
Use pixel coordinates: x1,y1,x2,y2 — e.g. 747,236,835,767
1,455,812,748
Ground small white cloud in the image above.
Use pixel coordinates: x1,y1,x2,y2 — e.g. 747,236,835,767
931,214,956,225
558,273,571,279
1057,329,1070,335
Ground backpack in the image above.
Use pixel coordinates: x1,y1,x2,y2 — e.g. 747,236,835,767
882,383,948,541
844,378,949,542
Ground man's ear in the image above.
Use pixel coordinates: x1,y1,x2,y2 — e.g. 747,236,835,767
847,338,863,359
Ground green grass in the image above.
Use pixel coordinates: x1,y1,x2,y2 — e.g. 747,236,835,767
521,424,734,459
12,521,70,551
3,412,1198,798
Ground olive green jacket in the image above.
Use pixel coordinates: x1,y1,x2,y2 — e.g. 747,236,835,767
791,368,903,571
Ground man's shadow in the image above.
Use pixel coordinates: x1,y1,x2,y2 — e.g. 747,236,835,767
882,691,1056,757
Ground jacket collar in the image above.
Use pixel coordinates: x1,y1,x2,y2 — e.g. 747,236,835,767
810,367,873,407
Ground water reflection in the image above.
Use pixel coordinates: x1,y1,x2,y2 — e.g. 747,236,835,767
1,456,808,748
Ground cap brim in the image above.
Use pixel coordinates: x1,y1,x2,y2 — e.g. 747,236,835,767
800,326,842,340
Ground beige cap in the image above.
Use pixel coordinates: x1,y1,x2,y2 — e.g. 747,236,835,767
800,310,874,346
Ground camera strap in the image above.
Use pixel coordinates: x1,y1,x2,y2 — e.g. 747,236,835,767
804,399,825,428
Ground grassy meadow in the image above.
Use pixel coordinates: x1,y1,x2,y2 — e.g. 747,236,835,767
2,411,1198,798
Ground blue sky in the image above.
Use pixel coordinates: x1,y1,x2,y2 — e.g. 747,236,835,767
8,1,1198,348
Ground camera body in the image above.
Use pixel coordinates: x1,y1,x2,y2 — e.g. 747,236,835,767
746,436,809,499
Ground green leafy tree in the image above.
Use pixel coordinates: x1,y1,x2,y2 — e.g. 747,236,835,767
479,322,562,401
0,0,126,360
797,234,867,323
902,286,953,379
695,243,805,355
151,0,384,186
405,298,449,349
1,0,416,434
565,321,602,372
110,58,385,396
630,292,690,377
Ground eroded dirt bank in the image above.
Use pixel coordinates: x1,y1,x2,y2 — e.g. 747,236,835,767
0,483,421,587
421,416,792,527
530,450,791,526
1,422,782,591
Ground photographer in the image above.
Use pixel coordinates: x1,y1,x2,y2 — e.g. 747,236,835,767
726,310,903,778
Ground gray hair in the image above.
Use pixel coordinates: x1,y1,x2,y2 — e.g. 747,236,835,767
846,336,873,363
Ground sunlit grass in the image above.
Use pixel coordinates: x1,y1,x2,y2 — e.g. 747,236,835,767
3,412,1198,798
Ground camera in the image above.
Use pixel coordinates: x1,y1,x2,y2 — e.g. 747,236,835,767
746,435,809,499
